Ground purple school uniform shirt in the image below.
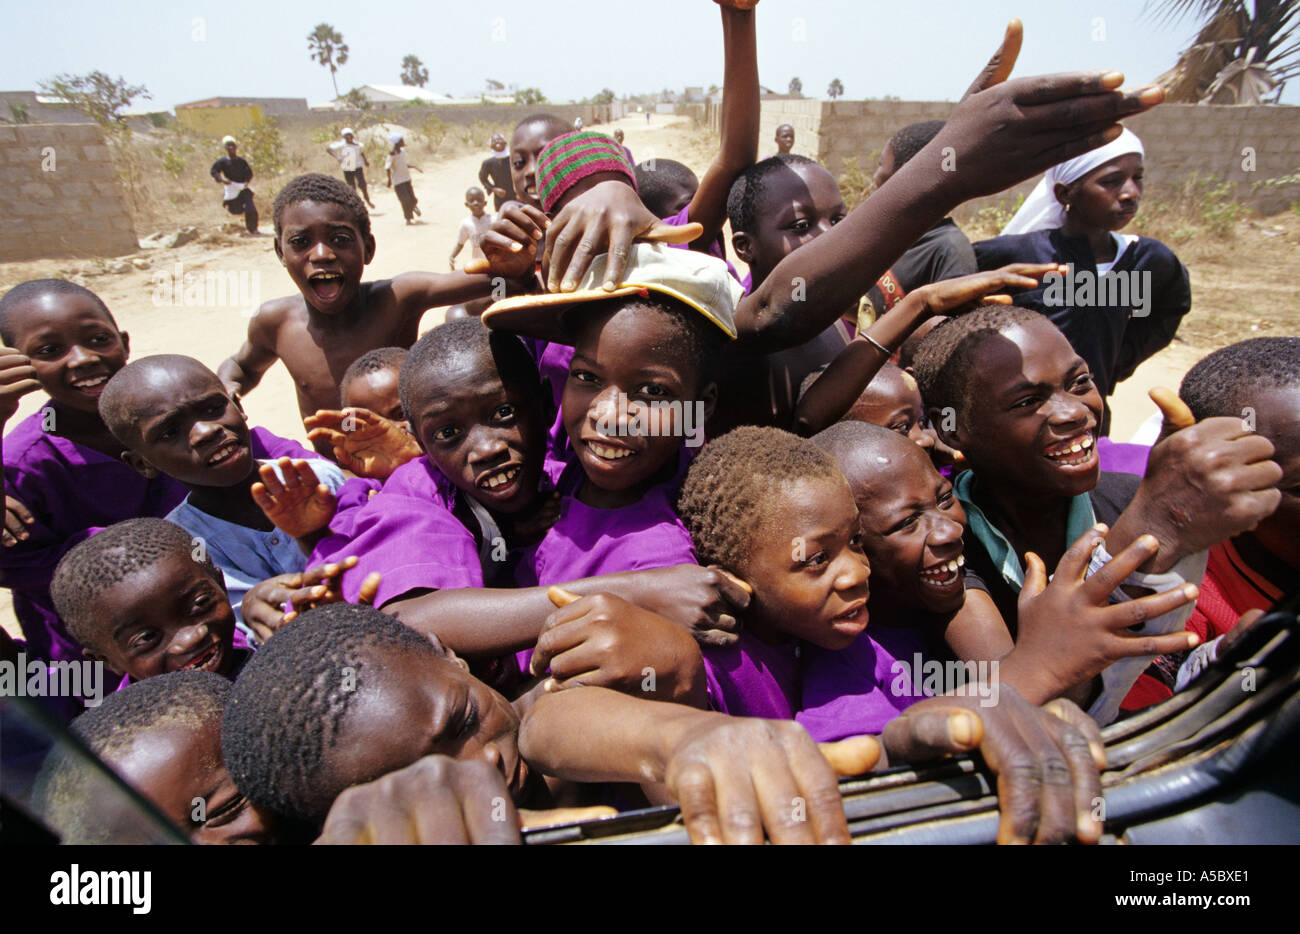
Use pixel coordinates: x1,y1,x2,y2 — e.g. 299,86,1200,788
514,452,698,674
796,624,933,741
1097,436,1151,477
0,410,188,663
309,456,483,607
518,453,697,586
702,629,800,719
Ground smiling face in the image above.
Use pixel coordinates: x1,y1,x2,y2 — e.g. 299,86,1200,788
563,301,715,506
121,362,255,489
737,475,871,650
840,439,967,615
341,366,406,426
733,162,846,286
1058,153,1143,232
510,121,561,209
327,644,529,805
112,718,274,845
8,292,129,414
83,551,237,681
945,321,1102,500
274,200,374,315
409,349,548,515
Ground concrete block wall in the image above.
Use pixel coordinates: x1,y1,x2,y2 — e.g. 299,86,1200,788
0,124,138,261
695,99,1300,218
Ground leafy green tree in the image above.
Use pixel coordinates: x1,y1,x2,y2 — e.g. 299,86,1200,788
308,23,349,98
593,88,616,104
828,78,844,99
788,76,803,96
514,87,547,105
37,72,151,128
400,55,429,88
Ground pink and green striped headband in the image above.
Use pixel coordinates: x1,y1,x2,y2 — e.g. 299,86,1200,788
537,131,636,214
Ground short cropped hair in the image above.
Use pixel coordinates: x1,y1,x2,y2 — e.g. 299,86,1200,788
398,317,539,422
0,279,119,346
341,346,406,389
886,120,946,168
221,603,438,823
34,671,229,844
726,154,818,234
1180,337,1300,421
272,173,371,241
97,354,220,448
910,305,1045,420
678,426,844,571
634,159,699,218
51,518,220,652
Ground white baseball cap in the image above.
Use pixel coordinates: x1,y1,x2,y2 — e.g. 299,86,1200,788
341,127,355,137
482,242,740,343
222,135,236,146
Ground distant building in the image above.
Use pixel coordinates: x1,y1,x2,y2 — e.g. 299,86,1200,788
335,85,456,108
176,96,308,116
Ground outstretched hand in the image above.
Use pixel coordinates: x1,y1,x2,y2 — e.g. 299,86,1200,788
904,263,1066,318
250,457,337,539
664,716,878,844
543,180,702,292
2,494,34,547
882,687,1106,844
1002,523,1200,704
240,557,382,640
315,756,521,845
305,408,421,480
0,346,41,423
1106,387,1282,574
961,18,1023,99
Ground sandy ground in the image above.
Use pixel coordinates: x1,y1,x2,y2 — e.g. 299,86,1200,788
0,113,1228,637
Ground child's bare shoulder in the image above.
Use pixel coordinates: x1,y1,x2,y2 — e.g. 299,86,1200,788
249,294,309,339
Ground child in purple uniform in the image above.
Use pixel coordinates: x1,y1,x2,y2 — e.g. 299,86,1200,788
97,355,348,625
678,426,871,719
291,317,742,695
0,280,186,669
51,518,252,689
484,243,741,588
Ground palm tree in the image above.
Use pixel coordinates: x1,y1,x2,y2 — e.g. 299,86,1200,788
827,78,845,99
788,77,803,97
308,23,349,98
400,55,429,88
1147,0,1299,102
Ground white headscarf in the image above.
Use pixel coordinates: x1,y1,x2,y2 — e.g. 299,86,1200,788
1000,128,1144,235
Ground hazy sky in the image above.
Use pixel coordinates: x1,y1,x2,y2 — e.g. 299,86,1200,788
3,0,1295,109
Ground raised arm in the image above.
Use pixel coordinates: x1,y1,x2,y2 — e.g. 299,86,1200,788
793,264,1056,435
734,24,1164,351
686,1,759,248
383,563,750,656
217,305,281,399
